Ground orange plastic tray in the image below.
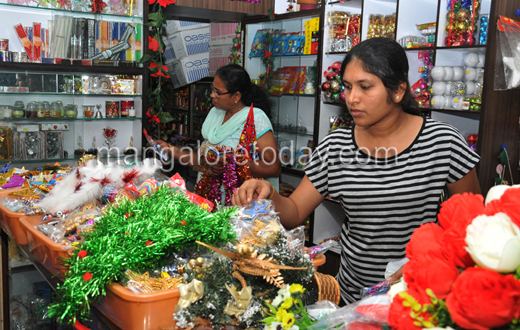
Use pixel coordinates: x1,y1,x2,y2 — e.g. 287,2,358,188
0,188,29,245
20,215,70,277
94,283,180,330
312,253,326,270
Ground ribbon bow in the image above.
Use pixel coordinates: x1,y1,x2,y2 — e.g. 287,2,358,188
175,279,204,313
223,284,252,317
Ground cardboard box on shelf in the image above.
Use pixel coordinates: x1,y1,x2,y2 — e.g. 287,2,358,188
210,22,237,46
166,20,209,34
167,52,209,89
166,27,210,59
209,44,232,76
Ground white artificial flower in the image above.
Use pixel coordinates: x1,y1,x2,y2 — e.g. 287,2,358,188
387,278,407,302
265,322,282,330
272,285,291,307
466,213,520,273
484,184,520,205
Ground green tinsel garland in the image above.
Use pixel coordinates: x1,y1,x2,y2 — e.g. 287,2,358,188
47,185,237,324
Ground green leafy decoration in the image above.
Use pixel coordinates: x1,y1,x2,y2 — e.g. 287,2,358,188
47,186,237,325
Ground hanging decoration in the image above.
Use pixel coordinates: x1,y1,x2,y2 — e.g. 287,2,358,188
286,0,296,12
89,0,107,12
140,0,176,138
228,23,242,65
194,105,257,205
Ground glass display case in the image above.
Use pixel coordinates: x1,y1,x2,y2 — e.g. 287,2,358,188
0,70,143,164
244,12,320,173
189,80,212,141
0,1,147,326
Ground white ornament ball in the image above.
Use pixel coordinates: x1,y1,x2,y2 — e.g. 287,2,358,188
431,81,446,95
444,67,454,81
477,54,486,68
451,96,462,110
466,81,476,95
431,95,445,109
444,96,451,109
465,67,477,81
464,53,479,67
452,67,464,81
431,66,446,81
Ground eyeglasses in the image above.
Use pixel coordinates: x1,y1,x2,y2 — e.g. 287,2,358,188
210,84,232,98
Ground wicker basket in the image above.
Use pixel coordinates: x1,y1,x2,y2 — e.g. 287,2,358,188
313,272,341,305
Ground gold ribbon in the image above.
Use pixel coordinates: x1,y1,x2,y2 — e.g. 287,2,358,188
175,279,204,313
223,284,252,317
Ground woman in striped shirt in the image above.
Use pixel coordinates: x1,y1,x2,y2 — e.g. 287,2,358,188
232,37,481,304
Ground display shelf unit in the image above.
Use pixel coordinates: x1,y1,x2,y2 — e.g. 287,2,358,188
0,1,148,327
242,0,517,252
244,9,322,174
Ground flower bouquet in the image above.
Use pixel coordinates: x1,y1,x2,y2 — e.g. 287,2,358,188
388,185,520,330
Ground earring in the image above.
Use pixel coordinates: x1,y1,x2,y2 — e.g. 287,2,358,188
235,100,238,104
396,96,400,101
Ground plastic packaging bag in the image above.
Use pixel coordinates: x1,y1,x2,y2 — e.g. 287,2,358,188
495,16,520,90
308,294,390,330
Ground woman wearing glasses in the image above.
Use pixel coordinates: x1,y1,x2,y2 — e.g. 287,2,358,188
156,64,281,205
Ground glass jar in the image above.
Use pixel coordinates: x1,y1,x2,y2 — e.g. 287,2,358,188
83,105,94,118
65,104,78,118
42,101,51,118
26,101,37,118
50,101,61,118
12,106,25,118
14,100,24,109
0,105,13,119
36,102,46,118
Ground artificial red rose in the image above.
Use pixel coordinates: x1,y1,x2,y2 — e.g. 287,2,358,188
387,288,433,330
148,62,171,78
405,222,444,260
437,192,485,230
145,240,153,246
403,249,458,300
78,250,87,259
148,0,175,5
485,187,520,228
446,267,520,330
440,211,477,269
83,272,93,282
148,36,159,52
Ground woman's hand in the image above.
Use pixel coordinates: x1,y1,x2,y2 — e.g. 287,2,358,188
386,266,404,282
154,140,174,158
231,179,272,206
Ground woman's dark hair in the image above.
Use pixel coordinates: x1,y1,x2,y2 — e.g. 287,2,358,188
340,37,420,115
216,64,273,116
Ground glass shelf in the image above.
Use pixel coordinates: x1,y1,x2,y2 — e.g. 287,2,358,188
275,128,314,137
0,92,142,97
0,2,143,20
2,117,142,121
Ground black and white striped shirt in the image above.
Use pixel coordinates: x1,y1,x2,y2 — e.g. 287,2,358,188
305,118,480,303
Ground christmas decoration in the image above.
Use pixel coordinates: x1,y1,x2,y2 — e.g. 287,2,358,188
140,0,175,138
228,23,242,65
47,185,237,325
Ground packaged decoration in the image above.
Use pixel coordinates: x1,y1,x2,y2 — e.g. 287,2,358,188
444,0,480,46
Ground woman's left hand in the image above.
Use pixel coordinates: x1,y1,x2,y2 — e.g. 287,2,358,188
386,266,404,282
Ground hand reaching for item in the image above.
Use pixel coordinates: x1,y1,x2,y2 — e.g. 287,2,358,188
231,179,273,206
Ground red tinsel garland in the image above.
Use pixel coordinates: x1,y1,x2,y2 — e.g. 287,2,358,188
194,153,253,206
89,0,107,12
